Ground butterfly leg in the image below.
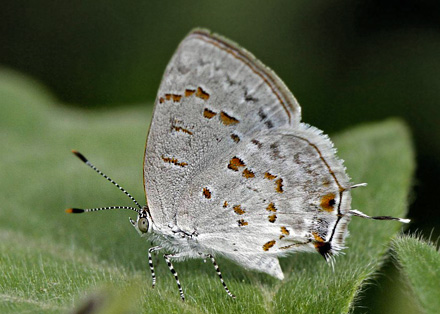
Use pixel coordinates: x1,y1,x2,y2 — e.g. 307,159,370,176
163,253,185,301
148,246,162,288
203,253,236,298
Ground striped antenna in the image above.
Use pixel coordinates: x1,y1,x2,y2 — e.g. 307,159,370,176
349,209,410,223
66,206,140,214
71,150,142,209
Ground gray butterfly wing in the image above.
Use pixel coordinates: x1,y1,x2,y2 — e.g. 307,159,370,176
175,124,351,278
144,29,301,228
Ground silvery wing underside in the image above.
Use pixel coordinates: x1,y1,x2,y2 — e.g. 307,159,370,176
144,29,351,279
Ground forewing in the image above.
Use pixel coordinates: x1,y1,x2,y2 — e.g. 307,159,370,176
144,29,301,226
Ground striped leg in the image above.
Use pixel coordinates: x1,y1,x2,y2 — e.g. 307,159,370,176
206,254,235,298
148,246,162,288
163,253,185,301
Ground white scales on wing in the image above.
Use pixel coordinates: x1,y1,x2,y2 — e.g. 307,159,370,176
68,28,410,300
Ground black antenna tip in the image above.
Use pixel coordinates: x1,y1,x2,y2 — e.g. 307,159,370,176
66,208,85,214
72,150,88,163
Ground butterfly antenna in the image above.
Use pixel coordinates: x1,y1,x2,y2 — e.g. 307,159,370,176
66,206,140,214
348,209,410,223
351,183,367,189
71,150,142,210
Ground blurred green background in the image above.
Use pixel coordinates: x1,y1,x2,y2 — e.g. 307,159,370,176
1,1,439,313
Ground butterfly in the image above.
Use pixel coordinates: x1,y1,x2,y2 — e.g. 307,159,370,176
67,29,409,300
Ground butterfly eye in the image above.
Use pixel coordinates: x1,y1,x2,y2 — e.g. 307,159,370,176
138,218,149,233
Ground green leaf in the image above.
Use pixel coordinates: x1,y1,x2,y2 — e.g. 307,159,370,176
0,70,414,313
392,236,440,314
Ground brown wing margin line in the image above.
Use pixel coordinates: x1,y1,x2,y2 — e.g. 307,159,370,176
292,135,344,193
191,31,293,125
293,135,347,243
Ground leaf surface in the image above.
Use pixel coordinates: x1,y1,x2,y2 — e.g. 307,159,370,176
0,70,414,313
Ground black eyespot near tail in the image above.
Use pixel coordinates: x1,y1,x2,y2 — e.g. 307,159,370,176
66,208,85,214
317,242,333,261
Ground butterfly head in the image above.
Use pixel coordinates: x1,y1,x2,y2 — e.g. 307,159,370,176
130,205,153,236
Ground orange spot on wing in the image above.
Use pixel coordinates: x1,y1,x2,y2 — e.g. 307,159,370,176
185,89,195,97
264,172,277,180
313,232,325,243
238,219,248,227
275,178,284,193
203,108,217,119
172,94,182,102
172,126,193,135
165,94,172,101
242,168,255,178
159,97,164,104
202,187,211,199
312,232,327,251
233,205,245,215
266,202,277,212
161,156,188,167
320,193,336,212
220,111,240,125
223,201,228,208
281,226,290,235
196,87,210,100
230,133,240,143
263,240,276,251
268,214,277,223
228,157,245,171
